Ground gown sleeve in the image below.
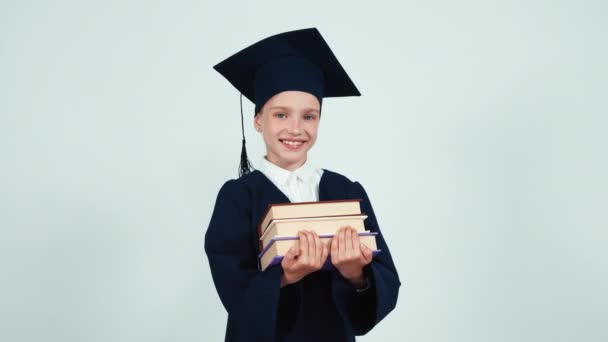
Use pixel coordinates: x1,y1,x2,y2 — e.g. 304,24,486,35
204,180,296,341
331,181,401,335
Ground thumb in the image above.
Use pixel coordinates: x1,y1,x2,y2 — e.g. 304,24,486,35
360,243,373,263
321,242,329,261
282,246,297,266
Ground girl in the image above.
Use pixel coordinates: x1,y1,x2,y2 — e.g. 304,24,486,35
205,28,400,342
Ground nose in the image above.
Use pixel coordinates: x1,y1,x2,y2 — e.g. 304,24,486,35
286,116,302,135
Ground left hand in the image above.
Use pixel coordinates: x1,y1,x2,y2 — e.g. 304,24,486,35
330,226,373,287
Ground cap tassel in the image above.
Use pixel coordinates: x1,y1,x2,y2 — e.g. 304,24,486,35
239,138,253,177
238,93,253,177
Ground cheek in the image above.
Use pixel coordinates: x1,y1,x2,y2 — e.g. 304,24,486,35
270,125,285,138
307,122,319,137
262,124,283,142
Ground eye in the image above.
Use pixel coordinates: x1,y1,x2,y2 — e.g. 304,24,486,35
304,113,317,121
274,113,287,119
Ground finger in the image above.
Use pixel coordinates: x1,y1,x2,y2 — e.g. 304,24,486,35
330,234,338,264
322,241,329,262
346,227,355,258
360,243,373,263
351,228,360,259
314,231,323,265
298,231,308,257
305,230,316,259
338,227,346,260
282,246,297,267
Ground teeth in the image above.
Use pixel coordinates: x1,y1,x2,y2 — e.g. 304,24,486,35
282,140,303,146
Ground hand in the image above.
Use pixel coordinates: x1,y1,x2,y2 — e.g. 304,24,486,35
280,230,329,287
330,226,373,287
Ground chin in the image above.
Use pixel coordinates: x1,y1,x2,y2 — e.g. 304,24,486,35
282,155,305,164
278,153,306,164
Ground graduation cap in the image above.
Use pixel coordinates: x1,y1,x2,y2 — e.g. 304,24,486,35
213,27,361,177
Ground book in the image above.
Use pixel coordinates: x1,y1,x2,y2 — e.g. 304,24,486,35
258,232,379,271
257,199,362,237
259,214,368,250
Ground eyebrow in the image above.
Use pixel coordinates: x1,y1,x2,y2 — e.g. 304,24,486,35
267,106,289,111
267,106,320,113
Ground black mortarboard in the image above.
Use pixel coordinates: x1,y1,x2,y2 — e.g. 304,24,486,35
213,27,361,176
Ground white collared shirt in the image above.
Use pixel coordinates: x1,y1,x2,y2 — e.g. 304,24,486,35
257,157,324,202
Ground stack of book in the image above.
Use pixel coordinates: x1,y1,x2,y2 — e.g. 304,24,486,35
257,199,380,271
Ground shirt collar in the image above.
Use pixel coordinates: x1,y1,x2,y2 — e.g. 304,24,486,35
259,157,317,186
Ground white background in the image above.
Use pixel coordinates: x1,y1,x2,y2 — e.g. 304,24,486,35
1,1,607,341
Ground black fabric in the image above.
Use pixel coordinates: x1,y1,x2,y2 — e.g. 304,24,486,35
205,170,401,341
213,28,361,114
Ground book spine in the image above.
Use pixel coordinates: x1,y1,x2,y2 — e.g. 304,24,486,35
255,199,364,237
260,215,367,246
257,225,263,252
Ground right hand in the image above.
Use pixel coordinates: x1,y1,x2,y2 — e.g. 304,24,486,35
280,230,329,287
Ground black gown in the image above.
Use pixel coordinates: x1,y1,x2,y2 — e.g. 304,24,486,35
204,169,401,341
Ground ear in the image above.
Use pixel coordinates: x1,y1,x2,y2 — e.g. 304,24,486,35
253,112,262,132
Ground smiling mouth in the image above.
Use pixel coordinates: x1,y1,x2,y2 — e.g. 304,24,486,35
280,139,306,150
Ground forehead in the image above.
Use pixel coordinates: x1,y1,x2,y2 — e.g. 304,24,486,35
263,90,321,111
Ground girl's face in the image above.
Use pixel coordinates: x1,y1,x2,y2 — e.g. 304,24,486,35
254,91,321,171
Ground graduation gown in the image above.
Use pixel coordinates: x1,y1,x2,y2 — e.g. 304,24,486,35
204,169,401,342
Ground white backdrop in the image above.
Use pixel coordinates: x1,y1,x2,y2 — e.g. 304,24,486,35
1,1,607,341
